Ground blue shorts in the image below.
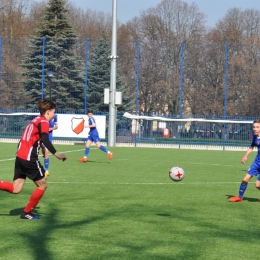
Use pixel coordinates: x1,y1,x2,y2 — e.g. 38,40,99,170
88,135,100,143
247,162,260,181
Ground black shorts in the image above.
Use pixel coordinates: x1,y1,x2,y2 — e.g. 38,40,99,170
14,157,45,181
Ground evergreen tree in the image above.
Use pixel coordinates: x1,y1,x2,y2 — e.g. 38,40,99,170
88,31,134,112
22,0,84,110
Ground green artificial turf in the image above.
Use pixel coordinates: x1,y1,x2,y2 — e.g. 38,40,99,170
0,143,259,260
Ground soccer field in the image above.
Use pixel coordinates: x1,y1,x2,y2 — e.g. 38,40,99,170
0,143,259,260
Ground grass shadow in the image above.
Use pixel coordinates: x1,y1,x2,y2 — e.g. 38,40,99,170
17,204,105,260
79,160,111,164
242,196,259,202
87,160,111,164
156,213,171,217
9,207,41,216
225,194,259,202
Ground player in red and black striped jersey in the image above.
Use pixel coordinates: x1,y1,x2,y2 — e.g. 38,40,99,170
0,99,67,220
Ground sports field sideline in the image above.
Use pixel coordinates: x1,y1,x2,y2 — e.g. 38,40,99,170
0,143,259,260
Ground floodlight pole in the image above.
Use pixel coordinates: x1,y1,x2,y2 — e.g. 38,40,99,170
108,0,117,147
47,70,54,101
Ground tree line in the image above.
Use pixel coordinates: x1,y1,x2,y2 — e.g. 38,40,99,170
0,0,260,116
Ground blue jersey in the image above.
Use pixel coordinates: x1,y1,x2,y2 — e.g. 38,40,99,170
88,117,99,136
250,135,260,164
49,114,58,139
247,135,260,178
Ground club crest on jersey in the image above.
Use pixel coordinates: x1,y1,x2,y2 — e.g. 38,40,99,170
71,117,85,135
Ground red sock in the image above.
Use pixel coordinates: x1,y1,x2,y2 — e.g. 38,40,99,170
0,181,14,193
23,188,45,213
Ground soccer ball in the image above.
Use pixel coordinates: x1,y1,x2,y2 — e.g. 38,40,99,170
169,166,185,182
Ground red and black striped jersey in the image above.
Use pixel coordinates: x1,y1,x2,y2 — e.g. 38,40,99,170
16,116,49,161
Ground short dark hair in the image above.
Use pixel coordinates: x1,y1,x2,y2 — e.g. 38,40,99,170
87,109,93,114
253,120,260,124
38,99,56,115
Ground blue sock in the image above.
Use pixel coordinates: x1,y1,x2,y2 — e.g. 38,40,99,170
238,182,248,199
100,145,108,153
44,158,49,171
84,148,90,157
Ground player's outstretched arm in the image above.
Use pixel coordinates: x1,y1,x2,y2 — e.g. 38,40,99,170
54,152,67,161
52,125,58,130
41,133,66,161
241,147,253,164
85,124,96,128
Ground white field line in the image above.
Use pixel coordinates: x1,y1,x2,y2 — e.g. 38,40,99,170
0,149,245,185
0,158,16,162
179,162,235,167
0,156,237,168
0,148,241,169
115,159,236,167
24,181,243,185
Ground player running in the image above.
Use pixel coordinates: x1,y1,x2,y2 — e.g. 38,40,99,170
79,109,113,162
42,114,58,177
229,120,260,202
0,99,66,219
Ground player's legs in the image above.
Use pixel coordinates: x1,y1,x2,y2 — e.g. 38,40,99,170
84,139,92,157
22,178,47,215
0,158,27,193
229,171,254,202
86,139,92,149
0,178,25,193
12,178,26,193
95,141,113,160
255,180,260,190
79,139,92,162
239,173,252,197
255,174,260,201
0,180,15,193
18,158,46,219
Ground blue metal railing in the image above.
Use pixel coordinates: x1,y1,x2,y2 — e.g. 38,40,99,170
0,110,254,149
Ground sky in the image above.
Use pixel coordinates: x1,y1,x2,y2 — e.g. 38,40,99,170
67,0,260,27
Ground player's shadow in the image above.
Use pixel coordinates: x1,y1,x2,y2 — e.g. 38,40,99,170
226,195,259,202
0,207,41,217
85,160,111,164
156,213,171,217
241,197,259,202
9,207,41,216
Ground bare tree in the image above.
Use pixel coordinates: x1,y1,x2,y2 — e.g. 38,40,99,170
0,0,34,37
208,8,260,116
124,0,206,115
0,0,34,108
65,2,112,39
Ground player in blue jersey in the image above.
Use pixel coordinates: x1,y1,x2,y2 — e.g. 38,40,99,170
79,109,113,162
43,114,58,177
229,120,260,202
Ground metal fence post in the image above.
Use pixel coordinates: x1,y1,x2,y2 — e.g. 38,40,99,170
134,39,141,148
135,39,140,114
108,0,118,147
0,36,2,98
41,37,46,99
179,40,185,149
84,38,89,114
223,42,229,150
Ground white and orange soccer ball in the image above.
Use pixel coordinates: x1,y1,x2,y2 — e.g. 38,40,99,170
169,166,185,182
